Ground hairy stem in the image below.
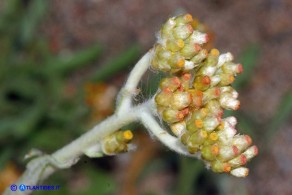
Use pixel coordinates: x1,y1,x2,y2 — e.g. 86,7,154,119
116,51,152,114
4,101,151,195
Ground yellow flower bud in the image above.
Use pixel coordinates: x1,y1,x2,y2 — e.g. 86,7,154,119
211,161,231,173
174,13,193,25
166,39,185,52
201,144,219,161
189,130,208,145
193,75,211,91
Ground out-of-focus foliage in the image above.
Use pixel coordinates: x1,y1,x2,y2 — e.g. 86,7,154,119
0,0,140,194
1,1,291,194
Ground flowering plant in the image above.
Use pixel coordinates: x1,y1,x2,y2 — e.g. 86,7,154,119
5,13,257,195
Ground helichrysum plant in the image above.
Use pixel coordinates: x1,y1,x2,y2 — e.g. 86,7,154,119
5,13,258,195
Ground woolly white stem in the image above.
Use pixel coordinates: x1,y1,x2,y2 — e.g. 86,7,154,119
4,101,151,195
116,51,152,115
139,110,195,157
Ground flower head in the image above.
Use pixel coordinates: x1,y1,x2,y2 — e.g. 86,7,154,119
153,14,258,177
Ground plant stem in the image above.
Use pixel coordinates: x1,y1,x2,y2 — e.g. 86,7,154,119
4,101,151,195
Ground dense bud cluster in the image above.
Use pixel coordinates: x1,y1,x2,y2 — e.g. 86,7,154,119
151,14,209,73
102,130,133,155
153,14,257,177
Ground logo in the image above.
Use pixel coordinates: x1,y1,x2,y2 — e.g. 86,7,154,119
10,184,17,191
19,184,26,191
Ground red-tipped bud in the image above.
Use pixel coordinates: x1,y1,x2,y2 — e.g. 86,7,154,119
242,145,258,161
228,154,247,167
193,75,211,91
218,145,240,161
232,135,252,152
211,161,231,173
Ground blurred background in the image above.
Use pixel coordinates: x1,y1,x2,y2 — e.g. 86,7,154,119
0,0,291,194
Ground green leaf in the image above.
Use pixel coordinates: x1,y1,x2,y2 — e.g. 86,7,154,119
266,92,292,139
19,0,48,44
81,166,116,195
234,44,260,89
47,44,103,75
0,147,13,169
175,156,203,195
90,45,141,81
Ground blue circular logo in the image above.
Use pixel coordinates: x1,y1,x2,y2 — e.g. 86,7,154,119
10,184,17,191
19,184,26,191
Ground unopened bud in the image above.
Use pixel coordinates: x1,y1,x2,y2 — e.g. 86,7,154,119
217,52,234,67
211,161,231,173
205,48,220,66
188,89,203,108
180,43,202,59
230,167,249,177
222,62,243,75
223,116,237,127
218,145,239,161
166,39,185,52
155,91,172,107
242,145,258,161
170,121,186,137
191,49,208,64
161,18,176,38
102,130,134,155
219,73,235,86
168,52,185,68
220,86,238,98
186,31,208,44
220,92,240,110
173,24,193,40
193,75,211,91
228,154,247,167
189,130,208,145
210,75,221,86
181,73,192,89
175,14,193,25
201,144,219,161
160,77,181,92
203,87,221,104
205,100,223,117
232,135,252,152
217,122,237,143
162,109,186,123
203,116,220,132
171,92,192,110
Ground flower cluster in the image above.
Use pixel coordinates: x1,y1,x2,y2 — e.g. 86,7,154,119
102,130,134,155
153,14,258,177
151,14,209,73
